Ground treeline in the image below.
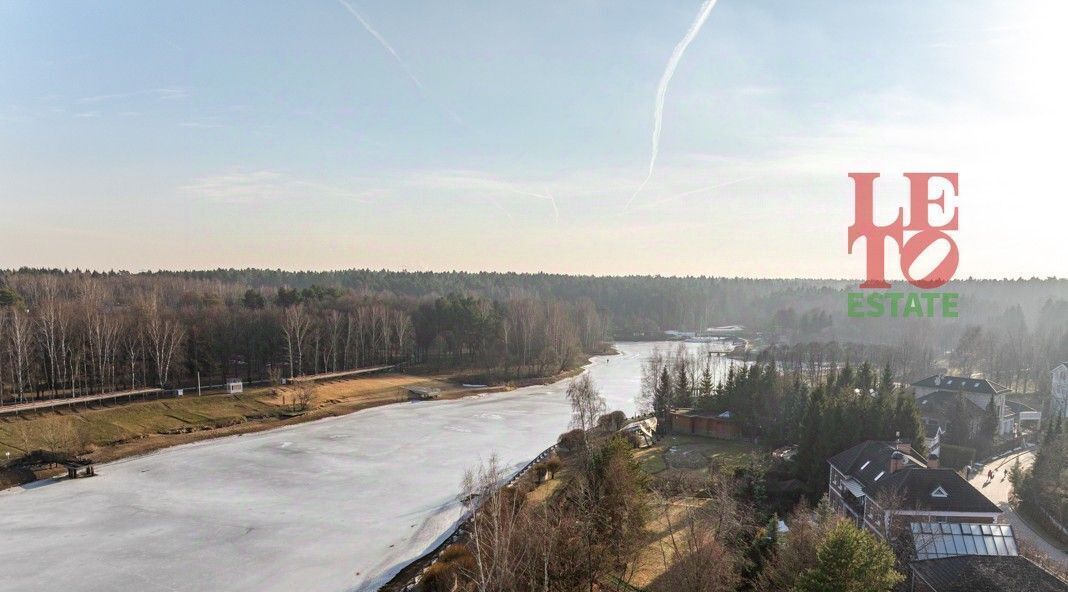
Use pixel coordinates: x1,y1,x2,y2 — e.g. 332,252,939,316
0,272,605,404
1013,418,1068,540
6,267,1068,399
636,346,926,492
10,267,1068,347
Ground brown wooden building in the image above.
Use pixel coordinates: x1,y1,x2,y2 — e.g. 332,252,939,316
670,408,741,440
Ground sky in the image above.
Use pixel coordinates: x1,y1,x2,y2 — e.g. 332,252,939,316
0,1,1065,279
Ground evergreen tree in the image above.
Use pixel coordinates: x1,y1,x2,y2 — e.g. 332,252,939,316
794,521,903,592
982,394,1000,442
878,362,894,396
698,361,714,400
653,367,672,419
674,361,692,408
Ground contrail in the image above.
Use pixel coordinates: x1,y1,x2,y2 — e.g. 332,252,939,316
626,0,719,208
506,187,559,222
335,0,462,123
336,0,424,91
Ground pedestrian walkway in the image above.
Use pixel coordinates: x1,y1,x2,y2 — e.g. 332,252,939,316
970,450,1068,566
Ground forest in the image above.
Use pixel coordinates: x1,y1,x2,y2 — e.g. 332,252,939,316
0,270,605,404
3,267,1067,404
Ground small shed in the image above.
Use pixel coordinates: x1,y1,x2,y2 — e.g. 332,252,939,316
61,459,95,479
227,379,244,395
670,408,742,440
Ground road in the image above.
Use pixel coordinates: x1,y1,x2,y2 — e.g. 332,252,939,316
970,449,1068,566
0,387,161,416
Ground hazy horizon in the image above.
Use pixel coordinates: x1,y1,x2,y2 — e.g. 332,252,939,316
5,265,1066,283
2,1,1065,278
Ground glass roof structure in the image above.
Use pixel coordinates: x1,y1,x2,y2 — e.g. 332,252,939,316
911,522,1018,560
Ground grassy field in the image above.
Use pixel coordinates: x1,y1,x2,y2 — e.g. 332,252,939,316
617,434,764,591
0,373,467,469
635,433,761,478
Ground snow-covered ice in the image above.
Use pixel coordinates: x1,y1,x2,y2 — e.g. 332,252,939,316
0,342,737,592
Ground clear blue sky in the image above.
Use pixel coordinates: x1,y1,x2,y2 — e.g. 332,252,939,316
1,1,1064,278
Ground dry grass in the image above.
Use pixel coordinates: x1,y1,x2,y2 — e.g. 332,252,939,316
625,497,716,589
270,373,454,407
0,372,508,485
635,434,760,478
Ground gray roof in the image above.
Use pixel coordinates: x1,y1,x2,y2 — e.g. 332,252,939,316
913,375,1011,395
917,390,987,423
910,556,1068,592
870,467,1001,514
827,440,926,490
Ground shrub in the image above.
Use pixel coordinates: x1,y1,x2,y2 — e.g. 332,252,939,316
939,444,975,470
438,543,470,563
419,562,454,592
531,462,549,483
544,454,563,479
597,410,628,432
557,429,586,453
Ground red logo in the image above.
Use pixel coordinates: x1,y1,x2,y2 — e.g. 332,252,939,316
848,172,959,289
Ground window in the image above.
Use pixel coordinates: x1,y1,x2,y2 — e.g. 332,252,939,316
931,486,948,498
874,471,885,481
860,460,871,470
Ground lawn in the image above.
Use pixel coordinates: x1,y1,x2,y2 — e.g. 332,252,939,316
635,433,762,477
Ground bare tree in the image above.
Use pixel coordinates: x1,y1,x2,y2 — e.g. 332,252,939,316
294,382,316,411
4,306,33,403
143,293,184,388
391,309,411,362
566,374,607,435
281,304,312,378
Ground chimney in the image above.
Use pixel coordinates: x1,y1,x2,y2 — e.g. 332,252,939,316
890,450,906,474
927,453,940,469
893,432,912,455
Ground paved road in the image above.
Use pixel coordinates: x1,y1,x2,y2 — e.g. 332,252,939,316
970,449,1068,566
0,387,161,416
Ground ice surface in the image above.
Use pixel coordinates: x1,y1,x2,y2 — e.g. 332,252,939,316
0,342,737,592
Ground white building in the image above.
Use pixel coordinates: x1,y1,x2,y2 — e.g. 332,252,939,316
911,374,1015,436
1052,363,1068,418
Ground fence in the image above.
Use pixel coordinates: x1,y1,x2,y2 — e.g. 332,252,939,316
395,443,558,592
0,365,401,418
392,411,658,591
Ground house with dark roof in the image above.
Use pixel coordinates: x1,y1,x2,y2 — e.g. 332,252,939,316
911,374,1025,436
916,390,987,446
909,555,1068,591
827,440,1001,543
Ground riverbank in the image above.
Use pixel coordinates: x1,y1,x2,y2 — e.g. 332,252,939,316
0,350,612,491
0,342,734,592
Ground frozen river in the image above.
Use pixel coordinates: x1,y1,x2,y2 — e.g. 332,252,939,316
0,342,737,592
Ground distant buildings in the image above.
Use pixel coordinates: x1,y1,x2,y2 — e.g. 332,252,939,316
911,374,1040,438
1052,363,1068,418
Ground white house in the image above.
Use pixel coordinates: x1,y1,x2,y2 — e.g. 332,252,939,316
1052,363,1068,419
